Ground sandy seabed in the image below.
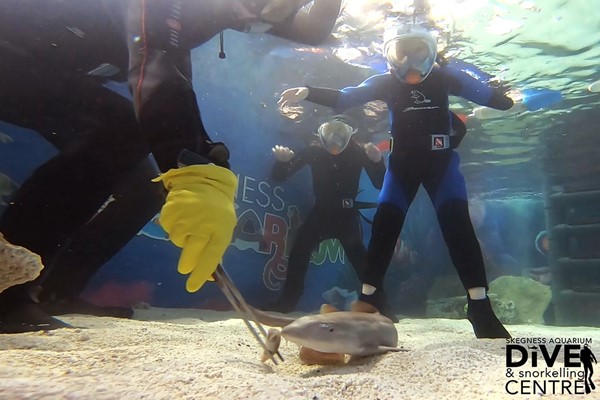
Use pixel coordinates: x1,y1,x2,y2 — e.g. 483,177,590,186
1,308,599,400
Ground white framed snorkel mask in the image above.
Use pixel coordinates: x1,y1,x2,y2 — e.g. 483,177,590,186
317,118,357,155
383,25,437,84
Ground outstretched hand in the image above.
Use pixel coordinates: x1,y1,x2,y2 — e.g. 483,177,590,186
277,87,309,109
272,145,295,162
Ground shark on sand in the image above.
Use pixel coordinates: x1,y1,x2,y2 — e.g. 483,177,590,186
251,301,406,365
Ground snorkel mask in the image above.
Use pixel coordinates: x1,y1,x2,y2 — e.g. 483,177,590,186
317,117,356,155
383,25,437,84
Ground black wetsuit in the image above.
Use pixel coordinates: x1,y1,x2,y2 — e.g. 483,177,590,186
271,140,385,311
304,65,513,298
0,0,341,329
0,0,161,314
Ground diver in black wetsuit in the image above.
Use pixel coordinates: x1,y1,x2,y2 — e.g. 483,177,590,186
269,117,385,312
278,25,513,337
0,0,342,333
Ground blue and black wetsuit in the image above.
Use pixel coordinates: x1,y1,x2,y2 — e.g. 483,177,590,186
0,0,341,330
271,140,385,311
303,65,513,296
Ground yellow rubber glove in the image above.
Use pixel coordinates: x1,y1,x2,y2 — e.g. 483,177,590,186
152,164,238,292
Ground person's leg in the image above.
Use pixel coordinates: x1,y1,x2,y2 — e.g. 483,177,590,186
360,162,420,321
0,142,129,332
271,209,326,312
0,147,114,260
436,198,489,294
426,151,510,338
0,52,156,330
584,363,590,383
360,203,404,322
1,67,150,257
363,204,405,291
0,135,158,330
0,51,101,331
37,155,165,313
336,211,367,282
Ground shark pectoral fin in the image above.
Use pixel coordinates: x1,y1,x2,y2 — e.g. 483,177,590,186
349,300,380,314
320,304,340,314
299,346,345,365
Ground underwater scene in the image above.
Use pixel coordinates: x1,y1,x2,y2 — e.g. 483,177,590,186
1,0,600,398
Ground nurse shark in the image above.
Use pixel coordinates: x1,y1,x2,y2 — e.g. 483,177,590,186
250,301,405,365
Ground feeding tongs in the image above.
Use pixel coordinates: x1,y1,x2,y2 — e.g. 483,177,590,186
212,264,284,364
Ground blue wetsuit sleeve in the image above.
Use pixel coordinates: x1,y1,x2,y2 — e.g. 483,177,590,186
445,67,514,110
306,74,388,113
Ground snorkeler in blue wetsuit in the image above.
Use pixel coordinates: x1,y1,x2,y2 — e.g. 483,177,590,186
278,25,513,338
0,0,342,333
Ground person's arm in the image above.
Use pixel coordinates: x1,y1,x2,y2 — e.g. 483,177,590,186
271,145,310,181
267,0,342,45
360,143,386,189
444,66,514,110
279,74,389,113
126,1,236,294
449,111,467,149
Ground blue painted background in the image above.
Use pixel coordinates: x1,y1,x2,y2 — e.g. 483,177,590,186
0,32,548,313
